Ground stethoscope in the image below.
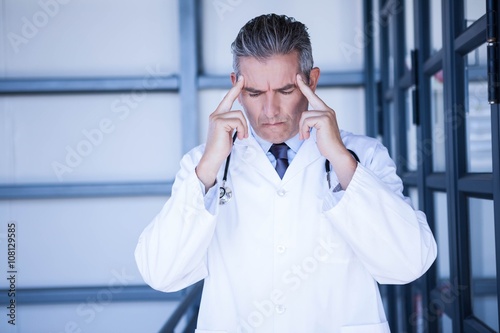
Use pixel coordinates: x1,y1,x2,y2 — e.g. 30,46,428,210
219,133,238,205
218,132,360,205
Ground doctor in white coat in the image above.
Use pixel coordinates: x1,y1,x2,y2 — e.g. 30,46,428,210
135,14,437,333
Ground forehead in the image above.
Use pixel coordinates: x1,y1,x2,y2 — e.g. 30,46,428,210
239,53,300,89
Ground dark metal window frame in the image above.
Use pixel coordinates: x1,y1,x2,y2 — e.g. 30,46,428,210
379,0,500,332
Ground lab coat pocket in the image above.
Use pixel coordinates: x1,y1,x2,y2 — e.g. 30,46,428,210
195,330,227,333
340,321,390,333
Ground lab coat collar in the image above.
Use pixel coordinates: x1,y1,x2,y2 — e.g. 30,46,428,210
250,129,303,156
233,129,322,184
282,129,321,182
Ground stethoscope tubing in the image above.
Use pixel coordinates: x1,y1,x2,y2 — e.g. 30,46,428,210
219,133,360,204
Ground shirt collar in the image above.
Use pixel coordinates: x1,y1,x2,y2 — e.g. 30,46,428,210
250,127,304,154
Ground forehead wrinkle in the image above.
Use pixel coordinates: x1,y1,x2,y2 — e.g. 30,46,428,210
274,83,296,91
244,82,296,94
244,87,264,93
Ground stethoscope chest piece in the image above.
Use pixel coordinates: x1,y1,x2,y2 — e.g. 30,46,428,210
219,180,233,205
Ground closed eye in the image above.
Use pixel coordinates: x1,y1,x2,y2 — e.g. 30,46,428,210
280,90,294,95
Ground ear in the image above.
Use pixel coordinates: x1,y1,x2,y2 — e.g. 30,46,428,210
230,72,238,85
230,72,242,103
308,67,320,92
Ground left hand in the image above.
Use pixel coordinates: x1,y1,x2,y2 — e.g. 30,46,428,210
296,74,344,162
296,74,357,189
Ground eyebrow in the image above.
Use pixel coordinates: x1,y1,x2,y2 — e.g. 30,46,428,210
276,84,296,92
244,83,296,94
244,87,264,94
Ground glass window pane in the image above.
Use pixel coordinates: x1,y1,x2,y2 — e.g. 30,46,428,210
439,313,453,333
373,0,381,71
465,46,492,172
316,88,366,136
406,89,418,171
1,0,179,77
467,44,487,67
0,93,182,183
465,0,486,27
430,0,442,53
411,286,424,331
431,73,446,172
469,198,498,331
404,0,414,70
408,187,419,209
388,101,396,157
201,0,364,75
388,14,395,87
434,192,449,280
396,286,406,333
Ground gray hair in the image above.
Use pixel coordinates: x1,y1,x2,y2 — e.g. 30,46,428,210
231,14,314,82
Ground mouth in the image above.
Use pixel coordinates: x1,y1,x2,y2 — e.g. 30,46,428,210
263,121,286,127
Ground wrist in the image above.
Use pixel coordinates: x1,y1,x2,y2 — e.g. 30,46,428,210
327,148,357,190
196,158,219,191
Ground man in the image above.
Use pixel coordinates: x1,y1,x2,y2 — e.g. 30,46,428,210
135,14,437,333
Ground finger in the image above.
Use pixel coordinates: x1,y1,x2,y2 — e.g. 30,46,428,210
299,114,320,140
214,110,249,138
229,110,249,139
299,111,333,140
296,74,328,111
215,75,245,113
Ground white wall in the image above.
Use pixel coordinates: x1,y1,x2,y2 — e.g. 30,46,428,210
0,0,182,332
0,0,179,77
202,0,364,74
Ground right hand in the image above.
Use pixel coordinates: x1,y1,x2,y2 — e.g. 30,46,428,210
196,75,248,190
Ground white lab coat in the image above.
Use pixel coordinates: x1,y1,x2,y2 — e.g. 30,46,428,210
135,130,437,333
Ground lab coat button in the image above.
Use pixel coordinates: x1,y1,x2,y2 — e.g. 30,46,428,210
275,305,286,314
277,245,286,253
277,189,286,196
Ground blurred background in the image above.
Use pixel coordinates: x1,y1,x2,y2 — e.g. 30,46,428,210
0,0,499,332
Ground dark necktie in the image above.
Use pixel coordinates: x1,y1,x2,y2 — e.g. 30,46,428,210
269,143,289,179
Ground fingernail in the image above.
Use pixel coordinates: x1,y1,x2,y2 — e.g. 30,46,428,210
238,75,243,82
297,74,302,81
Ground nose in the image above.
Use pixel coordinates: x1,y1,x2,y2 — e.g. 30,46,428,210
263,94,280,118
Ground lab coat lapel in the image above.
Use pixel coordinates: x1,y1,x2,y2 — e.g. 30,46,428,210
232,131,322,183
232,136,280,183
281,131,322,183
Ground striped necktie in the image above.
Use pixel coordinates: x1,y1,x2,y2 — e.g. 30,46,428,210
269,143,289,179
